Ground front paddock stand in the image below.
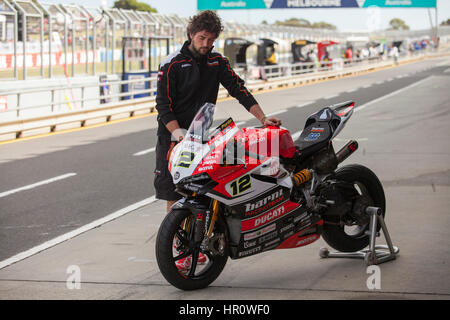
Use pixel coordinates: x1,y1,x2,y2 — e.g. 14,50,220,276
319,206,399,266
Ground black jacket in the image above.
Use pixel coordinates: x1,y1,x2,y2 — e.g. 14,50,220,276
155,41,257,137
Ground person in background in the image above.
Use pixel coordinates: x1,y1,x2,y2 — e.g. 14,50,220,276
345,46,353,64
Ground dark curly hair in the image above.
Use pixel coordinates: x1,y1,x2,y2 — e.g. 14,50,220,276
187,10,224,40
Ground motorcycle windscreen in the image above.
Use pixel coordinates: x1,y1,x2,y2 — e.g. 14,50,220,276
169,103,242,184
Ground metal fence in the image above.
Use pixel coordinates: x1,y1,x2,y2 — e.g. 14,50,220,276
0,46,447,141
1,47,444,122
2,0,449,81
0,0,186,80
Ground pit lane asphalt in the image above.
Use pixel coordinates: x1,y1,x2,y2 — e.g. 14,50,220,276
0,56,449,299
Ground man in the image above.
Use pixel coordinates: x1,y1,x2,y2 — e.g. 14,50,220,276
389,45,399,65
154,10,281,213
345,47,352,64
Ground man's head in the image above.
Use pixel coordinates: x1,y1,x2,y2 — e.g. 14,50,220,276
187,10,223,56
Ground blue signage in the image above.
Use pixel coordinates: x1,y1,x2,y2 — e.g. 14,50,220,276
361,0,436,7
271,0,360,8
197,0,436,9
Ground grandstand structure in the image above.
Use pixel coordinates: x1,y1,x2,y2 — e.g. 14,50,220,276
0,0,448,80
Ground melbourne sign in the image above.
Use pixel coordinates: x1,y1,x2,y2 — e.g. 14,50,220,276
197,0,436,9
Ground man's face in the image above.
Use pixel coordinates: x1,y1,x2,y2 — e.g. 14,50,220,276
189,30,217,56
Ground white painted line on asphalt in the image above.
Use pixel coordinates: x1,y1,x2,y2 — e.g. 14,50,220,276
296,101,315,108
437,59,450,67
362,84,372,88
267,109,287,116
0,195,158,270
323,94,339,100
291,130,303,141
133,147,156,156
346,87,359,93
0,173,77,199
444,68,450,73
356,76,433,113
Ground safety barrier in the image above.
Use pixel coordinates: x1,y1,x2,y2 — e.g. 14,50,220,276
0,49,448,142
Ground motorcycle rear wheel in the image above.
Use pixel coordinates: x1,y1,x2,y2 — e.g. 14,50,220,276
155,208,228,290
321,164,386,252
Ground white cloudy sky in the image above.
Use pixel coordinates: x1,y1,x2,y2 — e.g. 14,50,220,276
49,0,450,31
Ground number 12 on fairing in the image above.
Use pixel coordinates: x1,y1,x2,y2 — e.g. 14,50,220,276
230,174,251,196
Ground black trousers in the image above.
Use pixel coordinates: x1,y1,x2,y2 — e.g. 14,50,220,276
154,136,182,201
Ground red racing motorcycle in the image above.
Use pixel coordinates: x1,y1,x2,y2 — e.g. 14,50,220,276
155,102,385,290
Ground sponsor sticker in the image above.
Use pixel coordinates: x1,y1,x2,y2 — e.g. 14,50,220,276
295,234,320,247
244,189,284,217
207,61,219,67
157,71,164,82
304,132,321,141
238,246,261,258
241,201,300,232
280,223,294,233
264,238,280,248
278,233,320,249
198,165,213,172
258,230,278,243
243,223,276,241
243,240,257,249
294,212,308,223
283,230,294,239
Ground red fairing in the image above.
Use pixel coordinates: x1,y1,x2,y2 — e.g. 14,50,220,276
242,126,296,158
191,124,296,199
279,129,296,158
336,102,355,117
276,220,323,249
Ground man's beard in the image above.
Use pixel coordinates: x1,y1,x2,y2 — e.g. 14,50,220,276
190,43,209,57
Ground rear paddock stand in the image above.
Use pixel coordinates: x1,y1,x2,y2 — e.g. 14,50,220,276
319,206,399,265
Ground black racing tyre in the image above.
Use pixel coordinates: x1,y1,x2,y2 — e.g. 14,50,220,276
155,208,228,290
321,164,386,253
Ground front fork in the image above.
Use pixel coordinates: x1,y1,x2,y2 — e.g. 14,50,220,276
207,199,220,237
202,200,227,256
180,198,223,252
176,197,227,256
193,199,219,242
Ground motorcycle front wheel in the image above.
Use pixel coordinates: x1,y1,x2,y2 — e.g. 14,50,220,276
321,164,386,253
155,208,228,290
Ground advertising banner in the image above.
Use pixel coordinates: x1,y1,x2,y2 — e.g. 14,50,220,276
197,0,436,10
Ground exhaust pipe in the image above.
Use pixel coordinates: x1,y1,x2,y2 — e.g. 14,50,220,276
336,140,358,163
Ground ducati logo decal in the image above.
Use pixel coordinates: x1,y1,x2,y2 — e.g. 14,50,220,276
241,201,300,232
254,206,285,227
